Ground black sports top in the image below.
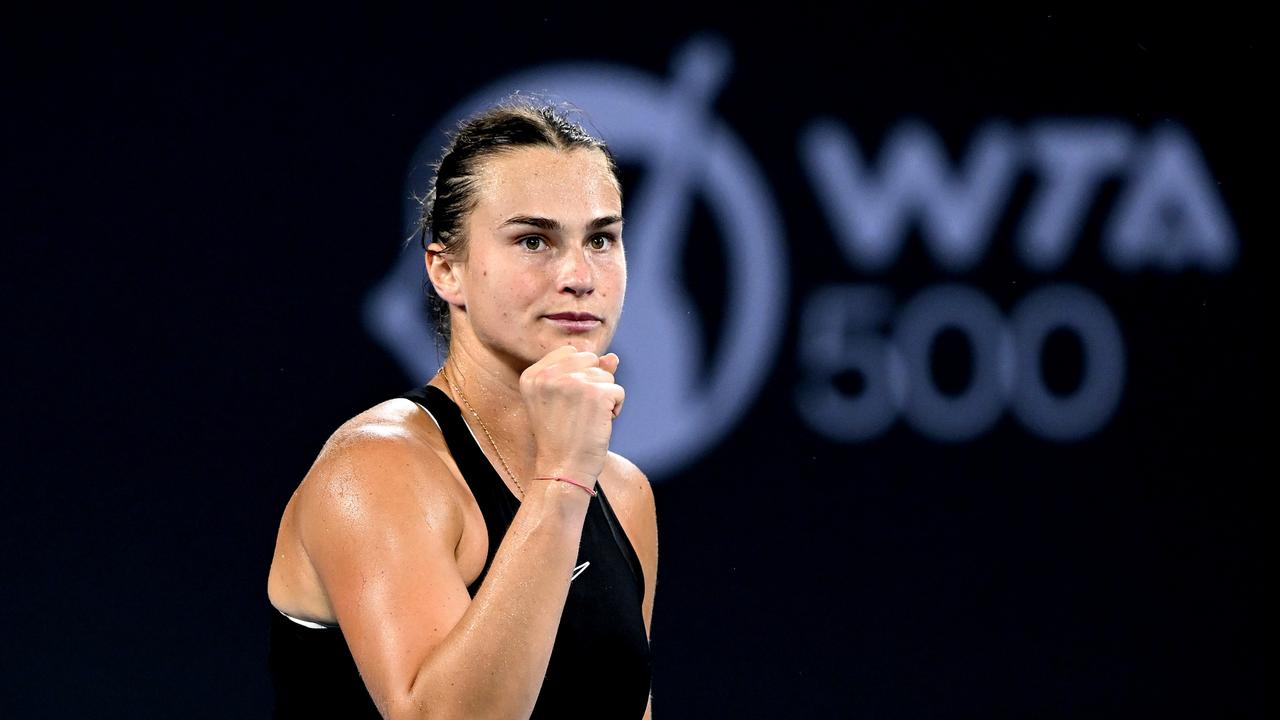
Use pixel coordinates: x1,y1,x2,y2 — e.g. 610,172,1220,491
269,384,652,719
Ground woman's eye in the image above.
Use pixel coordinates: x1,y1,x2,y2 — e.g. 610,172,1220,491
521,236,545,250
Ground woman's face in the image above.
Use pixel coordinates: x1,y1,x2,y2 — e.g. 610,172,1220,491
445,145,626,367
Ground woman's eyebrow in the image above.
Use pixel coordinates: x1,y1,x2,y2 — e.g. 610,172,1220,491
501,215,560,231
500,215,625,231
590,215,624,230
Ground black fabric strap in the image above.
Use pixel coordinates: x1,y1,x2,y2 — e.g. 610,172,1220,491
402,383,644,597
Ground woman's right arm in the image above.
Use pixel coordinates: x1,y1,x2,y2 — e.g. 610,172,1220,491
298,440,592,720
297,348,622,720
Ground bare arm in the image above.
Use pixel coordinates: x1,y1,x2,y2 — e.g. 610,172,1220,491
299,348,624,720
300,441,592,720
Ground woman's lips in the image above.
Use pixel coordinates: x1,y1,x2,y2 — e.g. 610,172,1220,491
544,312,602,333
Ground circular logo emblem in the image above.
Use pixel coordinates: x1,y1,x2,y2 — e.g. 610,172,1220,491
366,36,788,479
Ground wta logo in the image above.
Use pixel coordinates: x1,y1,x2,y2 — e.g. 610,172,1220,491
367,35,1239,478
365,36,789,481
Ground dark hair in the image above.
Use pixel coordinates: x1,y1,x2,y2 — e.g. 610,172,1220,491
418,99,621,346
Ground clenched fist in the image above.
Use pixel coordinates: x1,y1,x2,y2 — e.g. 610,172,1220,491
520,345,625,489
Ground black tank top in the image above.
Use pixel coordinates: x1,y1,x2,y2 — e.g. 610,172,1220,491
269,384,652,719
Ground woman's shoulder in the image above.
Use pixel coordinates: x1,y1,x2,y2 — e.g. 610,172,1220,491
600,451,655,524
319,396,441,455
603,451,649,489
293,397,461,529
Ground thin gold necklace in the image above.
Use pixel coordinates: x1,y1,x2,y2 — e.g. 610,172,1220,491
438,362,525,499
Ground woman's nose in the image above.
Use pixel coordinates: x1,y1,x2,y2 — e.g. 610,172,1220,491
559,247,595,296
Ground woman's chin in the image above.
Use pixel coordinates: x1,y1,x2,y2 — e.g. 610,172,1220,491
536,329,612,356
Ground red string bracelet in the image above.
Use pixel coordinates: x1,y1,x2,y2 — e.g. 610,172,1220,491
533,476,598,497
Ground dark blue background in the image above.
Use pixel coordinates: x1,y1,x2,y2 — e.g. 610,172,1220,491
3,6,1266,718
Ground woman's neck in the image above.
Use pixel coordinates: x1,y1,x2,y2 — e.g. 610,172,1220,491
430,340,538,490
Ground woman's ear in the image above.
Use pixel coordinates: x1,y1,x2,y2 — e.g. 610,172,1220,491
425,242,465,306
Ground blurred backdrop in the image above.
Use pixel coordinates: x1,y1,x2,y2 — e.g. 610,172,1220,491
3,5,1266,718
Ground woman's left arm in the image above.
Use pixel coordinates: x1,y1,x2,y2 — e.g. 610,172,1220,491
639,473,656,720
606,453,658,719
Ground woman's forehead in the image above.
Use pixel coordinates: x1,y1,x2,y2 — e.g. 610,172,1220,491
472,146,621,223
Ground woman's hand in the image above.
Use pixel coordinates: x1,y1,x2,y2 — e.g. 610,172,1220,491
520,345,624,487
